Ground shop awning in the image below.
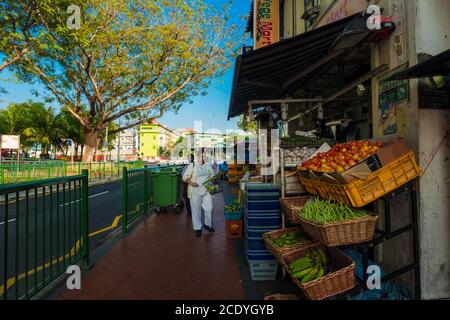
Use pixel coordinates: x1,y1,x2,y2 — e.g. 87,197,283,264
389,48,450,80
228,13,380,120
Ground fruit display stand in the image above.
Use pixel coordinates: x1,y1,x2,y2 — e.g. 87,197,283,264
299,151,421,207
275,138,421,299
331,181,421,299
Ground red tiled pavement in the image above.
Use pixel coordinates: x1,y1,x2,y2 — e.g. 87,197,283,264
51,193,246,300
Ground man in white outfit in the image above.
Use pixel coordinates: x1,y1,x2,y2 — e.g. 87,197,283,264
182,149,216,237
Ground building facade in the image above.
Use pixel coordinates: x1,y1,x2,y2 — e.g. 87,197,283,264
234,0,450,299
138,121,179,161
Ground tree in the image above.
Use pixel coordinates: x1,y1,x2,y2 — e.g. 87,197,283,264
53,106,86,156
7,0,240,161
21,102,57,158
0,101,57,156
0,1,46,72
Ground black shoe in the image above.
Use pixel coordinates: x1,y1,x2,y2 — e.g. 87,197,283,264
195,230,202,237
204,225,215,233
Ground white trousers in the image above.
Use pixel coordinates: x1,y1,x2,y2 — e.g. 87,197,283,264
190,192,213,231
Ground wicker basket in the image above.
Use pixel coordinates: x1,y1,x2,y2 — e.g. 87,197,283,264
262,227,316,261
282,243,355,300
280,196,312,224
296,214,379,246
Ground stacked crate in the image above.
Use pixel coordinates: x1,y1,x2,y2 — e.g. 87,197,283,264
244,183,281,281
228,164,245,183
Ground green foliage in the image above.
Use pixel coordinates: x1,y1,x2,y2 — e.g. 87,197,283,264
237,114,258,134
3,0,242,160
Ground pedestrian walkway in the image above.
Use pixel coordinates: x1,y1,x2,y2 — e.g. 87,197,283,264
48,191,246,300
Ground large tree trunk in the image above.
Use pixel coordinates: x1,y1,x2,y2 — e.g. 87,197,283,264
82,131,99,162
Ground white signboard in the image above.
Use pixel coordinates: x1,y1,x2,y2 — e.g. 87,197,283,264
1,135,20,149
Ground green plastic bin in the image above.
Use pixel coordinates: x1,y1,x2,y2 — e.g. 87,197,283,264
150,170,181,213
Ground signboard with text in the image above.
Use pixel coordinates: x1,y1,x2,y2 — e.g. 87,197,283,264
0,135,20,149
378,65,410,136
254,0,279,49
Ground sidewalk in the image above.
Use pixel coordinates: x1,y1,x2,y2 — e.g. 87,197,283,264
48,191,246,300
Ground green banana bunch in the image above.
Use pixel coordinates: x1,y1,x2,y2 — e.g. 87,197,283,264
272,231,312,248
289,248,329,284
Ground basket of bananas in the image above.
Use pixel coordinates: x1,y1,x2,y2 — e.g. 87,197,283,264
282,243,355,300
262,227,316,261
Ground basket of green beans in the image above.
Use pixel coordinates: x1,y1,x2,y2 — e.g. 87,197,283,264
296,198,379,246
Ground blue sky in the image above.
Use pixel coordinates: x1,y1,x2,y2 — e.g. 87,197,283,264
0,0,252,132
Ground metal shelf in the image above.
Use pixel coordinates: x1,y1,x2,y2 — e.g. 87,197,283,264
330,181,421,300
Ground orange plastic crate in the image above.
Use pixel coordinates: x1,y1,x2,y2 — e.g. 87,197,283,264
299,151,420,207
226,220,243,238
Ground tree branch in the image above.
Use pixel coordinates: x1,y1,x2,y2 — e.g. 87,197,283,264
105,75,193,124
0,47,29,72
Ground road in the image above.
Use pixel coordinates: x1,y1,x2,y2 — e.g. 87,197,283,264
0,180,123,297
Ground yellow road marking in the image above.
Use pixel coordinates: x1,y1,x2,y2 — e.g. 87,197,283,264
0,240,82,296
0,214,123,297
0,208,147,297
88,215,121,237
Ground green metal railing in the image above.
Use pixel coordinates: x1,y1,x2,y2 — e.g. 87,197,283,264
121,164,185,234
0,160,143,184
0,171,90,300
121,166,155,234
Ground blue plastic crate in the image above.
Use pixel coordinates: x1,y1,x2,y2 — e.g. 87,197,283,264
245,208,281,217
245,183,279,190
247,260,278,281
245,215,281,228
246,200,280,211
245,192,280,201
245,247,277,261
246,219,280,228
244,237,267,251
245,225,280,238
224,211,242,220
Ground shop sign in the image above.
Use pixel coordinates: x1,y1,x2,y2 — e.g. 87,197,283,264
0,135,20,149
254,0,279,49
419,76,450,109
379,64,409,106
378,65,409,136
315,0,368,29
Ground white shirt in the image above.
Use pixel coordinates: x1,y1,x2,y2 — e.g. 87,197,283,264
182,163,215,198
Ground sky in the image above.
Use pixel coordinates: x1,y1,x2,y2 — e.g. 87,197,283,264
0,0,252,133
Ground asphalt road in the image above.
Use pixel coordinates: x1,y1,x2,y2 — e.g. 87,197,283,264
0,180,123,297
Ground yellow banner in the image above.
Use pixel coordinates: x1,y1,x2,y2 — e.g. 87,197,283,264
254,0,279,49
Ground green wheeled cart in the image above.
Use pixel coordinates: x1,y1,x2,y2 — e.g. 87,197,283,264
150,168,183,214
